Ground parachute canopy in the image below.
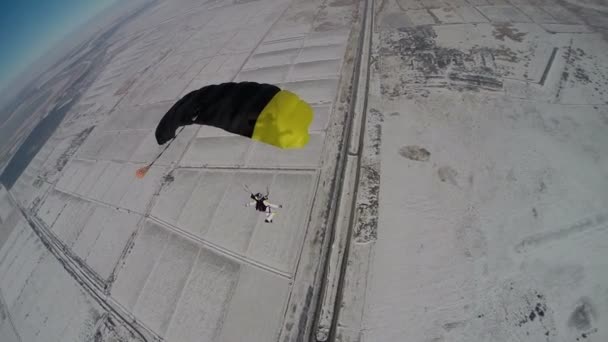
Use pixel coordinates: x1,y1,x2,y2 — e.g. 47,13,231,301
155,82,313,149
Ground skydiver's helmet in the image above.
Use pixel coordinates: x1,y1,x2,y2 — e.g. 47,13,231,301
252,193,267,201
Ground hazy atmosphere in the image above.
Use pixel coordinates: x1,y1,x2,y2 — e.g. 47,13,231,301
0,0,118,91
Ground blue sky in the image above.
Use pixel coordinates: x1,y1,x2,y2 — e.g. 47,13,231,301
0,0,117,89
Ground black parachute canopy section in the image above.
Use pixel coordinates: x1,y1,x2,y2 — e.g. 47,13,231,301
155,82,313,149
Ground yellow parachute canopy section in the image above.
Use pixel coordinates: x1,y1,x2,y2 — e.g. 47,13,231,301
252,90,313,149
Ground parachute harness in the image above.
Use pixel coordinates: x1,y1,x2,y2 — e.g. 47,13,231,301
243,185,282,223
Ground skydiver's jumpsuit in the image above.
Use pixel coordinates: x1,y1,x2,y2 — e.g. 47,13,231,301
246,198,281,222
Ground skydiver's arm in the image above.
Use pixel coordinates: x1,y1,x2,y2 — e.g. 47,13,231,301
266,202,282,209
246,201,256,207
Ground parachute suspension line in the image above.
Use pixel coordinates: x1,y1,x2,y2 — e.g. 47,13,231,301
136,126,186,179
242,184,272,199
242,184,253,195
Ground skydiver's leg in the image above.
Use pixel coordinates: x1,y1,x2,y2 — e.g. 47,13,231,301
265,212,275,223
265,207,275,223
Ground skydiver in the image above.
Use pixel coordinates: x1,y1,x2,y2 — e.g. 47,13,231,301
246,192,283,223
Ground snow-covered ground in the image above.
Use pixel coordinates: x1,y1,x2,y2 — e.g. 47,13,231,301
337,0,608,341
0,0,360,340
4,0,606,340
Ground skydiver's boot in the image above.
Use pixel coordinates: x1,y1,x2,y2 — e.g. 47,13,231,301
265,210,275,223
